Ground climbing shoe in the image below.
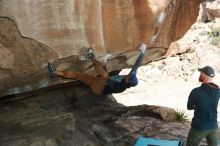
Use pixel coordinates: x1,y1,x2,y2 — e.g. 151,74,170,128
138,43,147,54
48,63,56,78
87,47,95,60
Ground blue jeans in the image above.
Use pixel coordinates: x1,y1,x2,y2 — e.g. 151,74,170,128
129,51,145,75
109,51,145,82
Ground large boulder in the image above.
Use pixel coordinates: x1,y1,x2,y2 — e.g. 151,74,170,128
0,84,191,146
0,0,203,96
0,0,202,57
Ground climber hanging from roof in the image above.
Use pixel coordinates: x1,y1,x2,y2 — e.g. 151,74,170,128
48,43,147,95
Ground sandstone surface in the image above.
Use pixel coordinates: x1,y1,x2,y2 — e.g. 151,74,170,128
0,0,203,96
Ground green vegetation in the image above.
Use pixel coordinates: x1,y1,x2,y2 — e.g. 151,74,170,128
210,27,220,46
174,109,189,122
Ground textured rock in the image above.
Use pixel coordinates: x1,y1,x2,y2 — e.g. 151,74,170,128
135,16,220,83
0,0,203,96
0,0,201,57
207,0,220,15
198,1,220,22
151,106,176,122
0,84,193,146
0,18,58,96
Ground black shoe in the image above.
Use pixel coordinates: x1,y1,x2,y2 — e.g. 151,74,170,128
48,63,56,78
87,47,95,60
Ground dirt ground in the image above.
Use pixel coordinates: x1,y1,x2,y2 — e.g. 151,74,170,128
114,72,220,121
114,79,196,120
114,75,220,143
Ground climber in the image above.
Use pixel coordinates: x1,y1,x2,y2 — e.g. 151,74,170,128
48,43,147,95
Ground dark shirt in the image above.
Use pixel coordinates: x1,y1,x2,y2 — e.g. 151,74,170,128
187,83,220,131
102,76,129,95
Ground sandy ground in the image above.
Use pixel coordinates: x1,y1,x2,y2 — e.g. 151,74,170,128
114,77,220,121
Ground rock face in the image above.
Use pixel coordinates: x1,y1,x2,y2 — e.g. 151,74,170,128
0,18,58,96
0,84,191,146
0,0,202,57
0,0,202,96
0,1,216,146
198,0,220,22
